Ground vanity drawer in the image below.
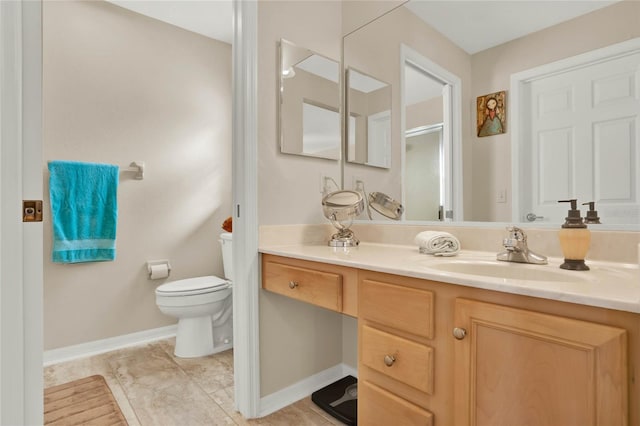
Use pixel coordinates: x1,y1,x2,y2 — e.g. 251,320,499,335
262,259,342,312
359,380,434,426
360,279,434,339
361,324,434,394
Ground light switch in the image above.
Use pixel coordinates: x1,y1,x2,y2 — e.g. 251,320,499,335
497,189,507,203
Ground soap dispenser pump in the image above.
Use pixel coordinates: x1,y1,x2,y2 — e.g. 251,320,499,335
582,201,601,224
558,199,590,271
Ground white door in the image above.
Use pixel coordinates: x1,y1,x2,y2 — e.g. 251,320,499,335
523,51,640,225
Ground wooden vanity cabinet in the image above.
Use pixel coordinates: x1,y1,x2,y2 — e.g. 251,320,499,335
261,256,637,425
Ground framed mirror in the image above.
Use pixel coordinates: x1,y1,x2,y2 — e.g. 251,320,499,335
342,0,640,230
346,67,392,168
279,39,340,160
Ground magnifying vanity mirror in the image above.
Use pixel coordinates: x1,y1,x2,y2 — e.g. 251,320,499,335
279,39,341,160
342,0,640,229
322,190,365,247
368,192,404,220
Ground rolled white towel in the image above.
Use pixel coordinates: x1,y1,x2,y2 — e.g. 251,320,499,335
414,231,460,256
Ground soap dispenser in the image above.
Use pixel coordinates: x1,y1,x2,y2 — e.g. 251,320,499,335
558,199,590,271
582,201,601,224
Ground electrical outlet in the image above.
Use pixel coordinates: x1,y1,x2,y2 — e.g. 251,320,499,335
319,173,328,193
352,176,363,190
320,174,337,194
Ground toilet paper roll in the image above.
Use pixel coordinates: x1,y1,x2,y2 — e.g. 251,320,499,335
149,264,170,280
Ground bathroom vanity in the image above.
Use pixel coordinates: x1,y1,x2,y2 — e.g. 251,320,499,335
261,245,639,425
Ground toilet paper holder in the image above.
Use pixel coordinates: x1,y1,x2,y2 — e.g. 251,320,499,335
147,259,171,279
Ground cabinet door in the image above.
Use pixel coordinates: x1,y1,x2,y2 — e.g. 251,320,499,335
454,298,627,426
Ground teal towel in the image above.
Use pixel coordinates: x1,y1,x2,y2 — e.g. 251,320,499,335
48,160,119,263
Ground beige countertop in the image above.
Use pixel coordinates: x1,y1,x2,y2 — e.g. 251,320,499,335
259,242,640,314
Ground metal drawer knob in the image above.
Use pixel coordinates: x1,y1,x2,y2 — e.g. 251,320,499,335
288,281,299,289
453,327,467,340
383,354,396,367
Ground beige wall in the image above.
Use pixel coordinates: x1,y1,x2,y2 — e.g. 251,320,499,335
43,1,232,350
258,1,342,226
406,97,444,130
257,0,347,397
470,0,640,221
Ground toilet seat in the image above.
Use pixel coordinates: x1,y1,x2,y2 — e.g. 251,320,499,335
156,276,230,297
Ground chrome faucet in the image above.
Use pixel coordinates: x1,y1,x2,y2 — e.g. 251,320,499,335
497,226,547,265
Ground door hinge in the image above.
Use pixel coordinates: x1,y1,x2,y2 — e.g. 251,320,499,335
23,200,43,222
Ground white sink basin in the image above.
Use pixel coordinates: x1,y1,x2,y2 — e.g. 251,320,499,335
428,260,589,283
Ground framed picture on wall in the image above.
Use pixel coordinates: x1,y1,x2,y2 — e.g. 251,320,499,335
477,91,506,137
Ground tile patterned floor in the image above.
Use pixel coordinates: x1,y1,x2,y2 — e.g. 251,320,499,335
44,338,345,426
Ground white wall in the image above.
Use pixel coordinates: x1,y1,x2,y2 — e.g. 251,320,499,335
43,0,232,350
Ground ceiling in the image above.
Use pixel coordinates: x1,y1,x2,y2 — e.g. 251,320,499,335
108,0,233,44
109,1,620,53
405,0,620,54
108,0,621,105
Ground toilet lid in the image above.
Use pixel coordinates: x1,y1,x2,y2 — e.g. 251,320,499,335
156,276,230,296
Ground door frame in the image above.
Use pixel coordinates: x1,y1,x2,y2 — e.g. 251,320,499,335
232,0,261,418
2,0,262,423
0,0,43,424
510,37,640,223
399,44,462,221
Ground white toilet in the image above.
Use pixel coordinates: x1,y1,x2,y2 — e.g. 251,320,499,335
155,232,233,358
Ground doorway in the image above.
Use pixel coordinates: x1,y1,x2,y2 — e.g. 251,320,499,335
400,44,462,221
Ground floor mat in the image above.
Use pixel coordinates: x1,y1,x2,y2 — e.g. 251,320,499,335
44,375,128,425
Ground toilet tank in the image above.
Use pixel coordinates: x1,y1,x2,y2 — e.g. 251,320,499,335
219,232,233,281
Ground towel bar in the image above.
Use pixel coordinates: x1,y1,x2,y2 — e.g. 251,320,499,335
47,160,145,180
128,161,145,180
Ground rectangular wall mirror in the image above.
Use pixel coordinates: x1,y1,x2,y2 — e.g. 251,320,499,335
342,0,639,230
346,67,392,168
279,39,341,160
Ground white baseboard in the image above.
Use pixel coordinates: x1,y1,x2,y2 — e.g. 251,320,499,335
259,363,358,418
43,324,178,366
